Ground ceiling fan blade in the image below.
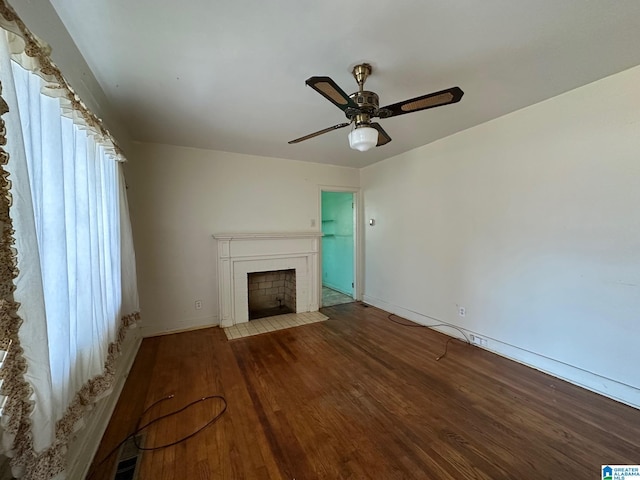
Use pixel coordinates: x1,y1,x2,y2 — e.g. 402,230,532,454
370,122,392,147
305,76,359,111
380,86,464,118
288,122,351,144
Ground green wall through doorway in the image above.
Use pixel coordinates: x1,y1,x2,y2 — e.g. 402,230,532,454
321,191,354,296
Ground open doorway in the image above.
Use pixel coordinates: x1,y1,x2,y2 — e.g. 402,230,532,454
321,191,356,307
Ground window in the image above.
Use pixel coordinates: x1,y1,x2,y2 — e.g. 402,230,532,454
0,20,139,479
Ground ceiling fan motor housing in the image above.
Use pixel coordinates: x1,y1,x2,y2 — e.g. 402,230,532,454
350,91,378,110
346,91,379,122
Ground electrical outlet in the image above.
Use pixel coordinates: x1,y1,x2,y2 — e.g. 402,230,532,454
470,334,487,347
458,306,466,317
195,300,202,310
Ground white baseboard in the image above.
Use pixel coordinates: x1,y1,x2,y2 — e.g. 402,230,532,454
141,315,219,338
65,330,143,479
363,295,640,410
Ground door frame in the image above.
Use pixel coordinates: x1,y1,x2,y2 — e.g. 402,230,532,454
318,186,362,306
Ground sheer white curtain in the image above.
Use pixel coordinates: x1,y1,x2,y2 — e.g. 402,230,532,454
0,24,139,479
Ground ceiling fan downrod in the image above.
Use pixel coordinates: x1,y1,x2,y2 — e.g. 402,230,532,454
352,63,372,92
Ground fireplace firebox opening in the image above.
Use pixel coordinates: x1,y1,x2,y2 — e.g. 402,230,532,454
247,269,296,320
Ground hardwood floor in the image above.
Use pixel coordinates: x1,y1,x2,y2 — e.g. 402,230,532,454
88,303,640,479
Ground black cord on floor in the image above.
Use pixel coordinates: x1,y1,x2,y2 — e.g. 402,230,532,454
86,394,226,479
134,395,227,450
387,313,471,361
435,337,458,361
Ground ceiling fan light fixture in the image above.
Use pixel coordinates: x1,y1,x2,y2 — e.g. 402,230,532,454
348,125,378,152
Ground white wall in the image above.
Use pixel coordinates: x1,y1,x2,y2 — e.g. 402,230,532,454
361,65,640,407
126,143,360,336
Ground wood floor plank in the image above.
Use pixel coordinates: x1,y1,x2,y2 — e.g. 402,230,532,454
89,302,640,479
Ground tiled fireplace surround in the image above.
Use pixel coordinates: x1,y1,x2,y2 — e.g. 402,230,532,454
213,232,322,327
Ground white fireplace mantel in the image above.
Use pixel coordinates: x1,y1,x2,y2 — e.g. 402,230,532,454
213,232,323,327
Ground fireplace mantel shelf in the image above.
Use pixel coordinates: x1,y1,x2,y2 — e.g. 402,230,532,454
213,232,323,240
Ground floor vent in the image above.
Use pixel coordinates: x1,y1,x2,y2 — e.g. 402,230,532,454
112,434,144,480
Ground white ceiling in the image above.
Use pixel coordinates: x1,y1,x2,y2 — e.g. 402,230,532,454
50,0,640,168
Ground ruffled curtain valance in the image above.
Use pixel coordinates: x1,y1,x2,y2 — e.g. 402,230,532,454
0,0,124,162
